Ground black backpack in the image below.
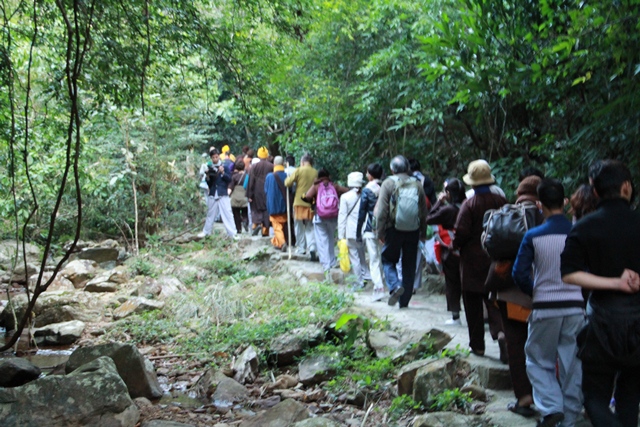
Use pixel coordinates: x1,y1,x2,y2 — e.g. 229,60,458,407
481,203,539,259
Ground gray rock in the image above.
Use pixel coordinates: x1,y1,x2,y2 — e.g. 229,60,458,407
298,354,338,386
156,276,184,299
66,343,163,400
113,297,165,320
0,358,42,387
461,383,488,401
413,412,490,427
239,398,309,427
142,421,196,427
368,329,451,362
10,262,39,283
0,240,41,270
413,357,455,407
28,271,74,292
0,356,139,427
32,320,85,345
61,259,98,288
467,355,512,390
293,419,341,427
84,275,119,292
76,247,119,265
107,266,130,284
397,358,438,396
233,346,259,384
132,277,162,298
269,325,325,366
194,369,248,407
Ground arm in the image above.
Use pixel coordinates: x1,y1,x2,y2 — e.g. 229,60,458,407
284,168,297,187
356,190,369,241
452,202,471,250
513,232,535,296
303,184,317,204
375,180,392,242
562,270,640,293
417,185,429,241
338,194,348,240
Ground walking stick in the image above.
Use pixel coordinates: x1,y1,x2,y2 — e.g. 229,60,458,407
286,186,292,260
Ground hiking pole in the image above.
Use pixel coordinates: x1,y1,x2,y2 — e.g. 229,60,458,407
286,186,292,260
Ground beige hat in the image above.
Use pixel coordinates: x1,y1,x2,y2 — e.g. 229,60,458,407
347,171,364,188
463,160,495,186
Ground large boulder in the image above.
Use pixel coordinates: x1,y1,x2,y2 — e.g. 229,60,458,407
233,346,259,384
413,357,456,407
397,358,438,396
84,274,118,293
193,369,248,408
61,259,98,288
66,343,163,400
28,271,74,292
0,356,139,427
75,247,119,265
269,325,325,366
113,297,165,320
32,320,85,346
298,355,338,386
0,358,41,387
239,398,309,427
10,262,39,283
0,241,41,270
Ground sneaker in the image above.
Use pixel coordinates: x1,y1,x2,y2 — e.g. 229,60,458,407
350,283,366,292
445,318,462,326
197,232,207,239
251,226,261,236
537,413,564,427
388,286,404,306
371,289,385,302
309,251,318,262
242,221,249,232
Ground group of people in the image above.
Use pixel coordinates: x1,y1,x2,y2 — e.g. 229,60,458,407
199,146,640,427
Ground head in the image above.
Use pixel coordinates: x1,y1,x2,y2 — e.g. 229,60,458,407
590,160,635,202
408,158,421,173
301,154,313,166
257,146,269,160
390,155,410,175
245,149,254,159
318,168,330,179
569,184,598,220
274,156,284,166
537,178,565,211
221,145,231,154
366,163,383,180
519,167,544,182
234,159,245,171
209,148,220,163
463,159,495,187
347,172,364,189
286,155,295,167
242,145,250,154
516,175,542,204
445,178,466,204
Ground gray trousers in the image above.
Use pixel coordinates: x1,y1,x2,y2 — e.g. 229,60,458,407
347,238,370,287
295,219,316,253
525,313,585,426
313,217,337,272
203,196,237,238
363,232,384,290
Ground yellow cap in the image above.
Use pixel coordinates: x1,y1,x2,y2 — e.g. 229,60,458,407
257,146,269,159
222,145,230,153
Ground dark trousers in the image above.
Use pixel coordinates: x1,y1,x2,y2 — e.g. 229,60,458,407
232,207,248,233
381,228,419,308
442,252,462,313
462,291,503,352
498,300,532,400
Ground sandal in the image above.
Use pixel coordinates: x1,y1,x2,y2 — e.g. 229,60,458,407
507,401,536,418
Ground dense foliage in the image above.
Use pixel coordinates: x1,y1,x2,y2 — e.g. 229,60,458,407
1,0,639,243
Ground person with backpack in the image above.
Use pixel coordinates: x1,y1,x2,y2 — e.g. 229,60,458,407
338,171,370,291
303,168,349,279
229,159,249,233
453,159,506,356
374,155,428,307
264,156,294,250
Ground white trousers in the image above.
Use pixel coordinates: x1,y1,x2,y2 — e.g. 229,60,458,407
203,196,237,238
314,218,337,272
347,238,370,287
363,232,384,290
295,219,316,253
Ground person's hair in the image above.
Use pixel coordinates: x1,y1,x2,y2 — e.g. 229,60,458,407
537,178,565,210
301,154,313,165
590,159,635,201
245,149,254,159
408,158,421,173
234,159,245,171
286,155,295,166
209,148,219,156
569,184,598,220
367,163,383,179
519,167,544,182
317,168,330,179
242,145,250,154
423,175,436,206
390,155,409,174
445,178,466,204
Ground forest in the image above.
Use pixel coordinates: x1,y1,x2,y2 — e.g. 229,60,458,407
1,0,639,244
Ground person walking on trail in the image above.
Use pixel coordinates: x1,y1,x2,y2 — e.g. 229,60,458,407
426,178,465,324
303,168,349,280
229,160,249,234
285,154,319,260
512,178,585,427
453,159,505,357
374,155,428,308
561,160,640,427
285,155,296,177
264,156,293,251
357,163,385,302
338,171,371,291
199,148,237,239
247,146,273,237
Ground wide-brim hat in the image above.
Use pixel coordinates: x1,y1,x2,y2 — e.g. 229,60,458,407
348,171,364,188
463,160,495,186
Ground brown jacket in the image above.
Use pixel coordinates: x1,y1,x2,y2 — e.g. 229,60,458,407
453,190,508,293
247,159,273,211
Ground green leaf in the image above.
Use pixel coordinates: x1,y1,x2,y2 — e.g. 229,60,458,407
335,313,359,330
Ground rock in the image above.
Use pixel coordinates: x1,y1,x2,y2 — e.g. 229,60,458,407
252,395,282,409
233,346,259,384
239,398,309,427
413,357,455,407
397,358,438,396
134,397,154,408
421,273,446,295
194,369,248,407
63,239,91,252
293,418,342,427
467,355,512,390
61,259,98,288
28,271,74,292
66,343,163,400
241,275,267,287
424,329,453,353
142,421,196,427
298,354,338,386
368,329,450,362
413,412,490,427
113,297,165,320
156,276,184,299
32,320,85,346
84,274,119,292
132,277,162,298
0,241,41,270
460,383,488,401
107,266,130,284
269,325,325,366
76,247,119,265
0,358,42,387
0,356,139,427
10,262,39,283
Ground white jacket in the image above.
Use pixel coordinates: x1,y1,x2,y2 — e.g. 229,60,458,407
338,188,361,240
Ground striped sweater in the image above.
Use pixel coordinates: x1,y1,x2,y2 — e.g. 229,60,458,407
513,214,584,310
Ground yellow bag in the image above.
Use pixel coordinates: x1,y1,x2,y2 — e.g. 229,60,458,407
338,239,351,273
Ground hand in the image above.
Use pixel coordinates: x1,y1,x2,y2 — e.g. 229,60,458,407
218,166,225,174
437,191,448,202
618,269,640,293
379,238,385,245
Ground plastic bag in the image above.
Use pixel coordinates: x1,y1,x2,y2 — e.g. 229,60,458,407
338,239,351,273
